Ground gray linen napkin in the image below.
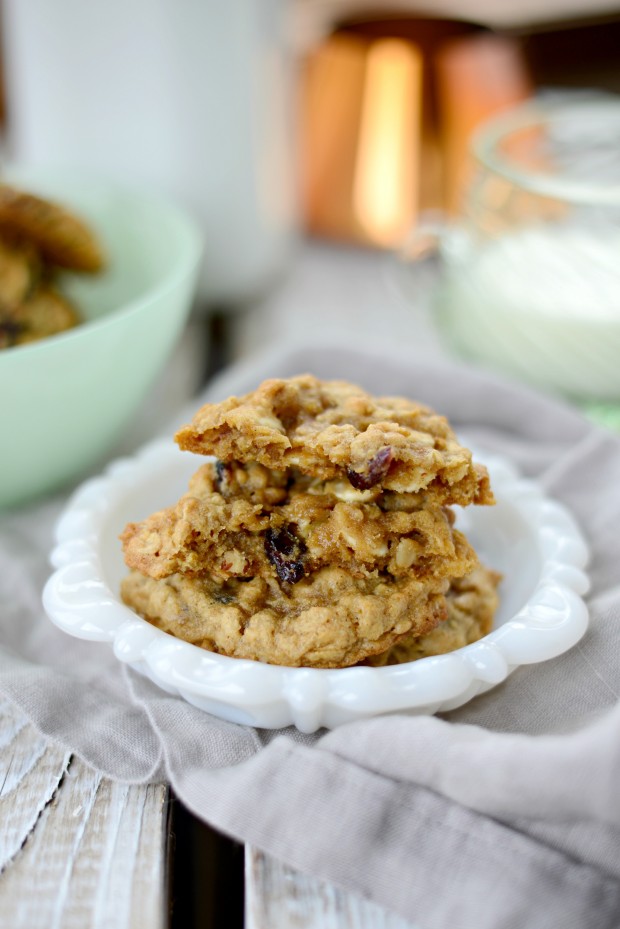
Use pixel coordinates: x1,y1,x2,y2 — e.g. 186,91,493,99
2,341,620,929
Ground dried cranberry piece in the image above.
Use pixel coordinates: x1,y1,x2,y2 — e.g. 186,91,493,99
346,446,394,490
264,526,306,584
214,459,232,493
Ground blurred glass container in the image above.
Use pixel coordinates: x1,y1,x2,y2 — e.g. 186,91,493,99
402,96,620,404
1,0,297,306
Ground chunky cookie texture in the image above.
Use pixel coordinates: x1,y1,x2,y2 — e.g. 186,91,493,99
175,375,494,504
121,376,499,668
0,238,39,311
120,566,451,668
365,564,501,666
121,460,478,584
0,184,105,273
0,184,105,349
6,287,80,346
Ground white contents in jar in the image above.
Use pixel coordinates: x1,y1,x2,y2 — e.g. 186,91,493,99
437,224,620,400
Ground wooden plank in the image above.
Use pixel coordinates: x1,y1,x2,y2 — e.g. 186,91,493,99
0,698,169,929
245,846,420,929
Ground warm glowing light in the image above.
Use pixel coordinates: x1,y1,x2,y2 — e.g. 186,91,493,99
353,39,421,245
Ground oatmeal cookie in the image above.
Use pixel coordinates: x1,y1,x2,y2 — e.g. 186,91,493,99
120,565,451,668
121,483,271,581
366,564,501,666
4,286,80,346
0,238,39,312
175,375,493,505
121,460,478,583
0,184,105,273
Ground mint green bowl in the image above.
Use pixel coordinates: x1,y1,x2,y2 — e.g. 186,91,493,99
0,170,203,510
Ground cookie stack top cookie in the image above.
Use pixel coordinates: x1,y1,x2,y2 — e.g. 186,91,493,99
175,374,493,504
121,375,496,668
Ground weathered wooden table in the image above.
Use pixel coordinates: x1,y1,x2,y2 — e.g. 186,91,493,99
0,698,416,928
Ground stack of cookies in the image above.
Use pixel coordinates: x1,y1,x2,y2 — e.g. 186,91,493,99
121,376,500,668
0,184,104,350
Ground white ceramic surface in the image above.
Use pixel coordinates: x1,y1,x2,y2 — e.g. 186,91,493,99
43,440,590,733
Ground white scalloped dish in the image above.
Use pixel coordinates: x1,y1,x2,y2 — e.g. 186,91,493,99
43,439,590,733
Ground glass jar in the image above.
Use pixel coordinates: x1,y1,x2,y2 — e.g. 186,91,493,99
404,96,620,416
